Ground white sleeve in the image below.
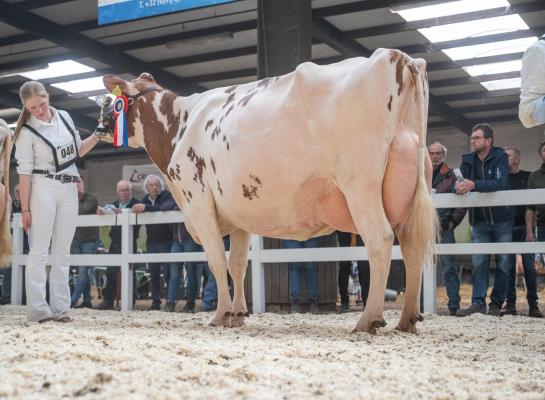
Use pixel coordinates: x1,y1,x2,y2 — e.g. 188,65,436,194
15,129,34,175
59,110,82,151
519,43,545,128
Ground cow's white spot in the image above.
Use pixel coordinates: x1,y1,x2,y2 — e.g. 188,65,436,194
131,108,145,148
171,96,186,145
152,94,170,133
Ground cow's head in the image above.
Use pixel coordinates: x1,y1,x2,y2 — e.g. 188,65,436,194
98,73,163,147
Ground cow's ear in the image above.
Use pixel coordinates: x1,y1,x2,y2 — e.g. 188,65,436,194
138,73,156,83
103,75,128,94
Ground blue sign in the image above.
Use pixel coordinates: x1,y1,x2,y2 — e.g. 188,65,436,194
98,0,236,25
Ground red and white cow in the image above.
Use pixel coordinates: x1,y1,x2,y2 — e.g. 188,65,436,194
101,48,437,334
0,119,12,267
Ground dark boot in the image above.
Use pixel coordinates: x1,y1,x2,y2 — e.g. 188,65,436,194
502,302,517,316
456,303,487,317
290,299,300,314
182,301,195,313
308,300,319,314
97,301,114,310
529,304,544,318
488,303,502,317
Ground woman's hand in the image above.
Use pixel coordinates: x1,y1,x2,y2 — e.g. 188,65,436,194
22,210,31,233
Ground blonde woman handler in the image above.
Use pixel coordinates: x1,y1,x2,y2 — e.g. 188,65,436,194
14,81,101,323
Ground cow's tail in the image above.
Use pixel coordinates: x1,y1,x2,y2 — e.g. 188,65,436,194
0,120,12,268
402,58,438,268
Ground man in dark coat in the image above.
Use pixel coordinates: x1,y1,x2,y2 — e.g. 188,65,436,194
428,142,466,315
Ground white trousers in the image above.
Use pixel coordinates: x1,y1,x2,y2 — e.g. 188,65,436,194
26,176,77,321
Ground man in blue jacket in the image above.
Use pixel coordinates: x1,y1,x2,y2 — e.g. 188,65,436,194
455,124,514,317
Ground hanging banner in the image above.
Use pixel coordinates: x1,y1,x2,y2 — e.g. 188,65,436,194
98,0,236,25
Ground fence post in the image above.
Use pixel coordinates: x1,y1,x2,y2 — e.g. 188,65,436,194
10,213,24,305
250,234,266,314
120,209,134,312
422,259,437,314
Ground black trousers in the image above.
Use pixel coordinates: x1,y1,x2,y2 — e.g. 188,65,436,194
337,231,370,306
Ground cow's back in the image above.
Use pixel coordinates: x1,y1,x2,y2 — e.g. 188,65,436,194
170,49,421,239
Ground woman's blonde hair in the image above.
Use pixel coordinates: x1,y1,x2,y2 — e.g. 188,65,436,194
13,81,49,142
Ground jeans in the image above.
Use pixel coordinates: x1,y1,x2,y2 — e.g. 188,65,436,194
70,239,100,305
1,267,11,302
201,264,217,310
538,227,545,242
201,237,229,310
284,237,320,302
440,229,461,311
147,241,172,306
471,219,513,307
506,225,538,305
168,239,203,304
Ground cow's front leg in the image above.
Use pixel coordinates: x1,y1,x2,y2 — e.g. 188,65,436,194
343,188,394,335
352,236,393,334
227,230,251,327
198,229,232,328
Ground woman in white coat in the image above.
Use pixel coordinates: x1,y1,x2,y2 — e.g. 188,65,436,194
13,81,101,323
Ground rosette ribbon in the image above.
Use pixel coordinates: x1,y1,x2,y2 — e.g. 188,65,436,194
112,95,129,147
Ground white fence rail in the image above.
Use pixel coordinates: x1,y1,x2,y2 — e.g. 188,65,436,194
10,189,545,314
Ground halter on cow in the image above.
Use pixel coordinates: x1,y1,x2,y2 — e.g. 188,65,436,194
97,48,437,335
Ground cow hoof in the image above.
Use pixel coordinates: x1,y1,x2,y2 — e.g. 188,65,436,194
230,315,246,328
209,311,232,327
410,314,424,324
395,323,417,334
351,319,385,335
228,311,248,328
396,314,422,334
372,319,387,328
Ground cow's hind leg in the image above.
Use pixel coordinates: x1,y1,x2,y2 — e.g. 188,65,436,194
395,228,424,333
227,229,251,327
344,190,394,334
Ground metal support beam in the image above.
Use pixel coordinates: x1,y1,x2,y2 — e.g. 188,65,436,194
312,18,370,57
257,0,312,78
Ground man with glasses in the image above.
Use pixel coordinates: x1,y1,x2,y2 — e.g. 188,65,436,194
455,124,514,317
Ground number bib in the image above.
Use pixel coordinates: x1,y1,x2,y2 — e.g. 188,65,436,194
55,138,77,169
